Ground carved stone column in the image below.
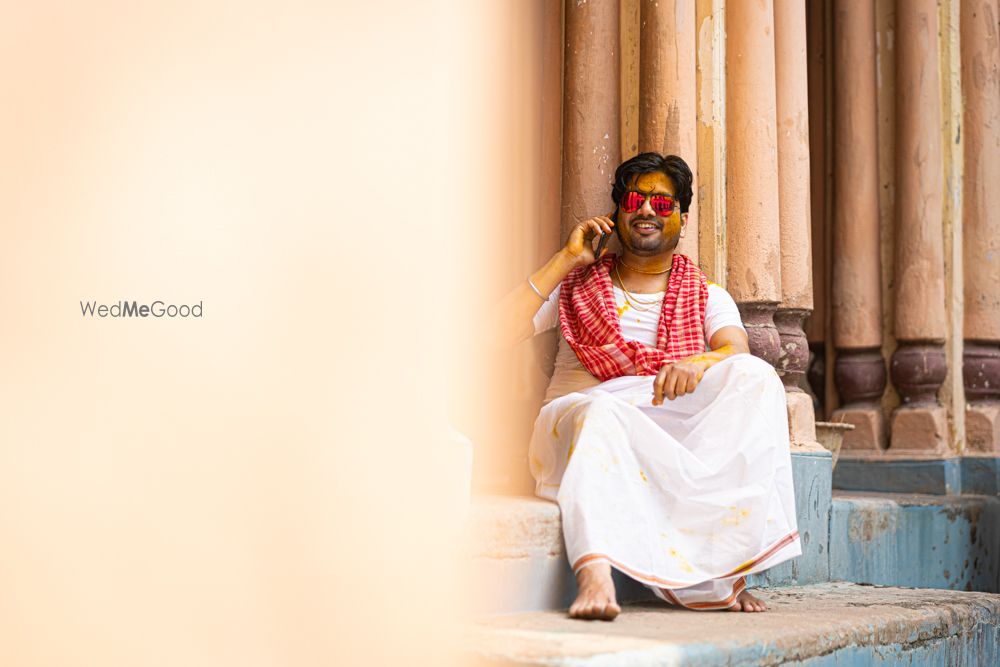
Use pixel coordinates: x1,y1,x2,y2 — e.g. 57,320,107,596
890,0,948,454
561,0,620,239
639,0,698,260
961,0,1000,453
725,0,782,366
774,0,815,443
829,0,887,452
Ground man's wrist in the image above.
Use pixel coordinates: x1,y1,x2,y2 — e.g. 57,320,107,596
556,247,584,271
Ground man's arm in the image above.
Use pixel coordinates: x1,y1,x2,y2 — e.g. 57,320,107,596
489,214,615,348
651,325,750,405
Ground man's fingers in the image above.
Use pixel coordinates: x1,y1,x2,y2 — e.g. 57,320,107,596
685,372,699,394
674,371,689,397
653,367,669,405
665,371,680,401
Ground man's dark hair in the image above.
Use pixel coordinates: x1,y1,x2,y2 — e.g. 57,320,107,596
611,153,694,214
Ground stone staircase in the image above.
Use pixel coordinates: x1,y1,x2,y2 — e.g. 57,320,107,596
463,446,1000,665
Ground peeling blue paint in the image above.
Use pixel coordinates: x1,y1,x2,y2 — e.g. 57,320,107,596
750,449,832,588
833,455,1000,496
829,493,1000,593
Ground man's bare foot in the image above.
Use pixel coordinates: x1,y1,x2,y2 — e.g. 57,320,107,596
728,589,767,612
569,562,621,620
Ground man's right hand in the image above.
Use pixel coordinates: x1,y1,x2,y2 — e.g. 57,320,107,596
564,214,616,267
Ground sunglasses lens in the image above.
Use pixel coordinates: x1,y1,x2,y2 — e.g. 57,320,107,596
622,191,644,213
650,195,674,215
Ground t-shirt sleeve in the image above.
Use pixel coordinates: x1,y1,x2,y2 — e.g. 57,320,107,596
531,282,561,335
704,283,746,343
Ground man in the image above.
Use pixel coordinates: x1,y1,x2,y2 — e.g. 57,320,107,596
495,153,800,619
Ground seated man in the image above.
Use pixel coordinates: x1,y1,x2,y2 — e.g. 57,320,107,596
494,153,800,619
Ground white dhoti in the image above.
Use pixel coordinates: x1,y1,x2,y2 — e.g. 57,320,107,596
528,353,801,610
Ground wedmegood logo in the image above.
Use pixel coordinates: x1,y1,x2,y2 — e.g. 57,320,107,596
80,301,204,318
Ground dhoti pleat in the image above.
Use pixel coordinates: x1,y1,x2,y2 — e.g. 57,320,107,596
528,354,801,610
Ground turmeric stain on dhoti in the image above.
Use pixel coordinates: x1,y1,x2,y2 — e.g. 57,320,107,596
529,456,543,476
669,548,695,574
639,470,648,483
721,506,752,527
552,400,585,438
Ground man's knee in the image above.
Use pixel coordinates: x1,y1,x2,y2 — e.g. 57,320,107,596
728,353,782,387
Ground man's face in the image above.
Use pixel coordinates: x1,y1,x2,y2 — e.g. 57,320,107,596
615,172,686,256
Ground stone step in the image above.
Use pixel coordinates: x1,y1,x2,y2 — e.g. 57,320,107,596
830,491,1000,593
462,495,655,616
466,582,1000,666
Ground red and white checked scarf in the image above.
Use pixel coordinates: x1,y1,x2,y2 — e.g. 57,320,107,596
558,253,709,381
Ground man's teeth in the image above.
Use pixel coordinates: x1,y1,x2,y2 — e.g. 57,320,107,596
635,222,657,229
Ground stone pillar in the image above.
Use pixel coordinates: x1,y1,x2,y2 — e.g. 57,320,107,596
725,0,782,366
774,0,815,443
805,0,833,416
829,0,887,452
961,0,1000,453
695,0,727,286
639,0,698,261
890,0,948,454
562,0,620,238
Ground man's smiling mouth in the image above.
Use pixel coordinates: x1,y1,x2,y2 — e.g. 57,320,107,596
632,220,660,233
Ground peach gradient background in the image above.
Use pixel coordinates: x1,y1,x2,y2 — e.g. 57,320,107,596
0,2,511,665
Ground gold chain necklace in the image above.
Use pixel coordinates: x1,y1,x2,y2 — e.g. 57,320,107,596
619,258,673,275
613,265,664,312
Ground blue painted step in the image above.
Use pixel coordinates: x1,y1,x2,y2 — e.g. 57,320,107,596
830,491,1000,592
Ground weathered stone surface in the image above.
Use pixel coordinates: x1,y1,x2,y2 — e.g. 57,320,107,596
967,403,1000,454
832,405,886,452
830,491,1000,593
964,343,1000,401
833,456,962,495
464,495,563,560
775,308,811,391
890,343,948,405
889,403,949,454
834,348,886,404
466,582,1000,666
748,448,832,588
785,391,817,445
738,302,781,368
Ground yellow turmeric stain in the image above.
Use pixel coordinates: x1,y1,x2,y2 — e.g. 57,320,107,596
551,400,584,439
639,470,648,483
617,302,630,317
668,548,695,574
721,506,751,527
529,456,543,475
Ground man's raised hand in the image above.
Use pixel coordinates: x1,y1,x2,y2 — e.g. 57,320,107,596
565,214,615,267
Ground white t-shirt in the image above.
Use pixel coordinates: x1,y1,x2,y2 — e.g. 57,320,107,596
532,282,745,403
